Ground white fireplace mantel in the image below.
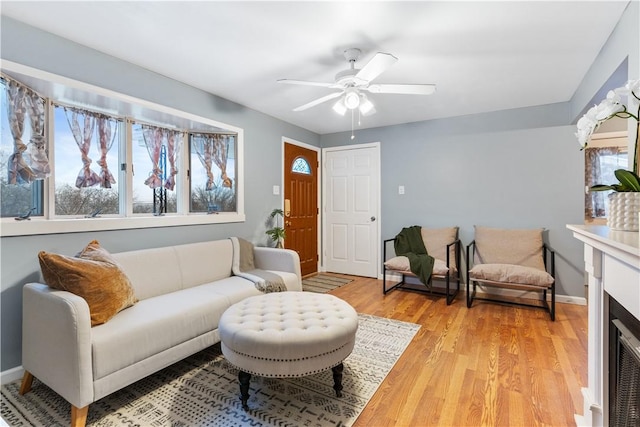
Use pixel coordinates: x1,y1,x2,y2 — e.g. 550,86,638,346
567,224,640,427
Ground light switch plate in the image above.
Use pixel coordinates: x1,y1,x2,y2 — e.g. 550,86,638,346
398,185,405,195
273,185,280,195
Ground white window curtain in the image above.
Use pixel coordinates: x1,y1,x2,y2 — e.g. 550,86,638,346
96,117,117,188
64,108,101,188
141,125,183,190
164,130,182,191
25,88,50,179
5,78,50,184
192,133,233,190
213,135,233,188
192,135,215,191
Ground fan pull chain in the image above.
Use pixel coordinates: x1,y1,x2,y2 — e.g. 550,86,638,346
351,109,355,140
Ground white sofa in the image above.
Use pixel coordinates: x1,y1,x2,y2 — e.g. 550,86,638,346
19,239,302,427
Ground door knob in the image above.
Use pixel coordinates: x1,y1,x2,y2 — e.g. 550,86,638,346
371,216,376,222
285,221,291,226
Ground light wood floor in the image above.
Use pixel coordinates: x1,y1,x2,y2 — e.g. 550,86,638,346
326,275,588,427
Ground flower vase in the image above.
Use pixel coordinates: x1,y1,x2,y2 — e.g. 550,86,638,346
608,192,640,231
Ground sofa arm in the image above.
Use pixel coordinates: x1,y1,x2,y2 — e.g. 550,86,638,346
253,247,301,279
22,283,94,408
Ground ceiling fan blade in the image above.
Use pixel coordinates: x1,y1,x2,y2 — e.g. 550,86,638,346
355,52,398,83
365,84,436,95
293,92,343,112
277,79,334,88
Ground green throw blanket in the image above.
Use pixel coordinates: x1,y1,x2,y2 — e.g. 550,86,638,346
230,237,287,293
394,226,434,287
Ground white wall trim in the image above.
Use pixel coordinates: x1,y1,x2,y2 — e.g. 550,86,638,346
1,365,24,385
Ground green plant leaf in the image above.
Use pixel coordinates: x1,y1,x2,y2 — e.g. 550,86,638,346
590,184,617,192
614,169,640,192
270,208,284,218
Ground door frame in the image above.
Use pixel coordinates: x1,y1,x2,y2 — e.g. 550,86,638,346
321,142,381,278
281,136,321,272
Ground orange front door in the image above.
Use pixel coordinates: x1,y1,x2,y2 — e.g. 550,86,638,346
284,142,318,277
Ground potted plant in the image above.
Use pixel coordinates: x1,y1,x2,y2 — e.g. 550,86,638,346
266,208,286,248
577,78,640,230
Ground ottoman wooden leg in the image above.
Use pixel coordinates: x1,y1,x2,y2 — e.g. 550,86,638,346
332,363,344,397
238,370,251,410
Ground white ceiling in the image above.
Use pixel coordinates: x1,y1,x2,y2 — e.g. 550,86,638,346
0,1,631,135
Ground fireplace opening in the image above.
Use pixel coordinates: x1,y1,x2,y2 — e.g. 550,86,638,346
609,297,640,427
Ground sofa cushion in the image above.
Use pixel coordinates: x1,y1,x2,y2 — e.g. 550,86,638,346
112,240,235,299
38,240,137,326
469,263,554,287
112,247,183,300
474,226,546,270
91,276,253,380
173,240,234,289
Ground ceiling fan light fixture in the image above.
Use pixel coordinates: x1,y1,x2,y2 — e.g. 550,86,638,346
332,98,347,115
359,94,375,116
343,89,360,110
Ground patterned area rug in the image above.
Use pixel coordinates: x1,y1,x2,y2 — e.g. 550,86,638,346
1,314,419,427
302,274,353,293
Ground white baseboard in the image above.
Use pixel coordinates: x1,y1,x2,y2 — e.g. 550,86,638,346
1,365,24,385
380,271,587,306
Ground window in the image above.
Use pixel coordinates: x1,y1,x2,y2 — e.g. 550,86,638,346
0,78,46,218
1,63,244,236
53,105,122,216
131,123,182,214
189,133,237,213
585,138,628,221
292,156,311,174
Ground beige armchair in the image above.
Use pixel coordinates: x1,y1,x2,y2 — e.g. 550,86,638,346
466,226,555,320
383,226,461,305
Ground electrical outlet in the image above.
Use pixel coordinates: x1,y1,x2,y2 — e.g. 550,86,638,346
398,185,405,195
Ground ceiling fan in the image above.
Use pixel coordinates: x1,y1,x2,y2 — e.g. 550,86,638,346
278,48,436,116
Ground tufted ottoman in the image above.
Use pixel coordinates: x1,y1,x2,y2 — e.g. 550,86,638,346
219,291,359,410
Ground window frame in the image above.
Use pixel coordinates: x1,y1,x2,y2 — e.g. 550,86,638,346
1,60,245,237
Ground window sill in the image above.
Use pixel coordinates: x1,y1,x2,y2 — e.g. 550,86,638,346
0,213,245,237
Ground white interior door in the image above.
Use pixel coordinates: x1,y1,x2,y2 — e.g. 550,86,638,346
323,144,380,277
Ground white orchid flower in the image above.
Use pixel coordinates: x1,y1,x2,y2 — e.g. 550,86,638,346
577,77,639,161
576,115,598,148
614,79,640,97
594,92,624,120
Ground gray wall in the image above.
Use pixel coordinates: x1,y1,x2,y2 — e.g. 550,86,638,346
0,17,320,371
321,105,586,301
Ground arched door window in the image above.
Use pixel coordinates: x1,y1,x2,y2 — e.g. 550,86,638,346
292,156,311,175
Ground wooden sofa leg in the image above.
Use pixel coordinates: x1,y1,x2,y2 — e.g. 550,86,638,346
71,405,89,427
19,371,34,395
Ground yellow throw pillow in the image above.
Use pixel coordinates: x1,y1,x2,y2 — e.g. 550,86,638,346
38,240,137,326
